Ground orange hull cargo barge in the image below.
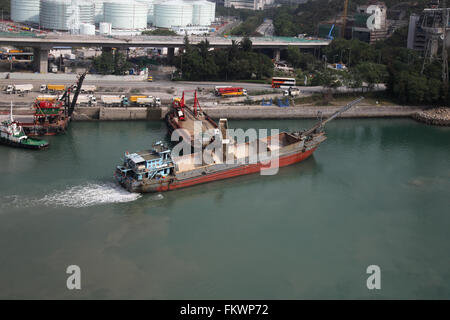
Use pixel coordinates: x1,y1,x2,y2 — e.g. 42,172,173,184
165,90,218,148
115,98,364,193
19,72,87,136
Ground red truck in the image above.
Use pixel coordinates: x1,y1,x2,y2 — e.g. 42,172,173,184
215,86,247,97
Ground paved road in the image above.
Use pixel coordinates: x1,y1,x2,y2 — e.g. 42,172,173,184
0,78,274,91
0,76,387,108
256,20,274,37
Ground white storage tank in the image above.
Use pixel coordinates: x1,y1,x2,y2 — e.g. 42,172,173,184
207,1,215,24
80,23,95,35
92,0,104,24
154,0,193,28
192,1,213,26
99,22,112,35
138,0,157,24
11,0,40,23
40,0,95,31
103,0,148,30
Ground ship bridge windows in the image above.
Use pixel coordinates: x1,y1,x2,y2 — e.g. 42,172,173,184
147,158,163,168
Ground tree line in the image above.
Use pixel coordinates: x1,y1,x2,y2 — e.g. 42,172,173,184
174,37,273,81
285,27,450,105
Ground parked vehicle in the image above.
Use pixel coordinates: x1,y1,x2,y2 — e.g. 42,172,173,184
5,84,33,94
101,95,129,107
130,95,148,103
36,95,58,101
75,94,97,106
72,84,97,94
215,87,247,97
49,63,58,73
40,84,65,93
283,87,301,97
135,96,162,107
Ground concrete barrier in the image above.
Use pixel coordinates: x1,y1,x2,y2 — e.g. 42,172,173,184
98,107,161,121
72,107,100,121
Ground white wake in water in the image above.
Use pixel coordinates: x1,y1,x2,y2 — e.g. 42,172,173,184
1,182,145,209
36,182,143,208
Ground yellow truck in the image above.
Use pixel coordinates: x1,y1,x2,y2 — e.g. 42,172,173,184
40,84,65,93
129,95,148,103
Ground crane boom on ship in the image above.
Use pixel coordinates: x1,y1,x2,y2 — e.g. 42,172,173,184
300,97,364,137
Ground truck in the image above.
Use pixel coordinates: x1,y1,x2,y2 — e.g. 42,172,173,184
49,63,58,73
36,95,59,101
101,95,129,107
129,95,148,103
40,84,66,93
215,87,247,97
64,53,76,60
82,85,96,93
5,84,33,94
135,96,161,107
283,87,301,97
72,84,97,94
75,94,97,106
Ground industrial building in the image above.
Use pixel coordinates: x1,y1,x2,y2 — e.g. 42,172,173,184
408,6,450,55
352,2,388,43
318,1,400,44
10,0,216,32
10,0,40,24
92,0,104,24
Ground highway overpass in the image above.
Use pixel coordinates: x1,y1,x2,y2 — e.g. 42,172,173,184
0,35,331,73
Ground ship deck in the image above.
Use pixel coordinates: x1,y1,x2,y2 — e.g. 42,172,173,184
173,132,303,173
174,108,217,133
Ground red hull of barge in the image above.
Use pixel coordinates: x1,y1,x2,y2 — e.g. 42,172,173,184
155,147,317,192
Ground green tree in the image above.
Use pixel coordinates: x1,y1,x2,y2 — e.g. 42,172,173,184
240,37,253,52
141,29,177,36
93,50,114,74
175,37,273,81
353,62,388,90
113,51,131,75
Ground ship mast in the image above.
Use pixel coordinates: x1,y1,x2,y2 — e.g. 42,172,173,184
301,97,364,136
10,101,13,122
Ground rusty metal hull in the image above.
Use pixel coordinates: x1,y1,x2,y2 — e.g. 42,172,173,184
115,133,325,193
21,117,69,136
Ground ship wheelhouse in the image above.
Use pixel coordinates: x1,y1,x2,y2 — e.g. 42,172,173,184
116,142,174,183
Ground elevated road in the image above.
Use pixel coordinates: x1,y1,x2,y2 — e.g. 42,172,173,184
0,35,331,49
0,34,330,73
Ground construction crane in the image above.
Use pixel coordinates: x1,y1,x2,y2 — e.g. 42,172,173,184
341,0,349,38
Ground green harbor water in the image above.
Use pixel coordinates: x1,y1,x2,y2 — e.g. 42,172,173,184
0,119,449,299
